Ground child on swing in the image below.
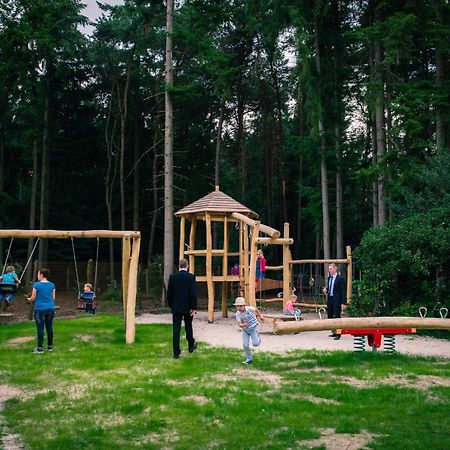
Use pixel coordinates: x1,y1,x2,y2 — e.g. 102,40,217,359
78,283,97,315
0,265,21,311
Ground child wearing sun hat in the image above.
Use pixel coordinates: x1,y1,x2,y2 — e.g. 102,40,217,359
234,297,263,365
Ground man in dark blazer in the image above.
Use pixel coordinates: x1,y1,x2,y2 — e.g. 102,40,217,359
167,258,198,358
322,263,346,340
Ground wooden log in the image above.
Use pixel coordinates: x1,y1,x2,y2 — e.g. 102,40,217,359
189,218,196,273
255,237,294,245
273,317,450,335
122,236,131,321
125,237,141,344
206,212,214,322
248,222,260,307
263,314,298,323
184,249,225,255
258,297,283,303
266,265,284,271
179,216,185,261
291,258,349,265
0,229,141,239
243,222,249,301
346,246,352,304
222,216,229,318
282,223,290,308
231,213,280,239
294,302,326,309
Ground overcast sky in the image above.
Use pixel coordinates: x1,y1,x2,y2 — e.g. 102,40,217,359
80,0,124,34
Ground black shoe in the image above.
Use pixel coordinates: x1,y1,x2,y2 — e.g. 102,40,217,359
333,335,341,340
189,342,197,353
173,354,180,359
329,334,336,338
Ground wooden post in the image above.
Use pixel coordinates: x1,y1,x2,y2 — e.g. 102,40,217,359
243,222,249,301
283,223,291,307
222,216,229,317
248,222,260,307
179,216,186,261
189,217,196,273
126,237,141,344
346,245,352,304
238,220,244,297
205,212,214,322
122,236,131,321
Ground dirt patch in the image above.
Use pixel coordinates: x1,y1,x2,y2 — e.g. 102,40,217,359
0,385,25,450
181,395,210,405
5,337,34,345
299,427,380,450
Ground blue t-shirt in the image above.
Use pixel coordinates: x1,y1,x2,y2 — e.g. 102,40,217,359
1,272,17,284
33,281,56,311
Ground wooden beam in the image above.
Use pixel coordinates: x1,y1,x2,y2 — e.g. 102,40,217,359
189,218,196,273
179,216,185,261
291,258,349,265
248,222,260,307
273,317,450,334
125,237,141,344
184,249,225,255
255,237,294,245
222,216,229,317
205,212,214,322
282,223,291,308
346,246,352,304
0,229,141,239
122,236,131,322
231,212,280,238
243,222,249,301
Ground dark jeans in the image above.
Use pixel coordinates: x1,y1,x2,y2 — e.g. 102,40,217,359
34,309,55,348
172,313,195,357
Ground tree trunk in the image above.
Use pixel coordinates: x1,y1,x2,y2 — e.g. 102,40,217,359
38,71,51,266
374,7,386,225
296,86,305,250
313,13,330,260
237,91,247,200
133,112,140,231
25,139,39,288
214,102,224,187
163,0,174,305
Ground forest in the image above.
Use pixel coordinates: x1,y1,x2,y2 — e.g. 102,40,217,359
1,0,449,313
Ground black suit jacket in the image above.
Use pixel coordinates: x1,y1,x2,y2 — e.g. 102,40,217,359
167,270,197,314
329,274,346,305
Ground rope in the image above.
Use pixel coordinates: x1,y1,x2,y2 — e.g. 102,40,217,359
71,237,81,295
19,238,40,282
94,237,99,292
1,238,14,276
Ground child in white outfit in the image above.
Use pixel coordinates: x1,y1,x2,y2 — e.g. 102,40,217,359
234,296,263,365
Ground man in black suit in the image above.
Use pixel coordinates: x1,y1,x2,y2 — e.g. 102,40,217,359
322,263,346,340
167,258,198,358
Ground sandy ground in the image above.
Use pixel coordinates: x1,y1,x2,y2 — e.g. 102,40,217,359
136,311,450,359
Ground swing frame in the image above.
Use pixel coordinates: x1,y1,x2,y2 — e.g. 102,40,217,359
0,230,141,344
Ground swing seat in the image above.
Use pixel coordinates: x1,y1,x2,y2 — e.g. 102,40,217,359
0,284,17,294
77,291,97,313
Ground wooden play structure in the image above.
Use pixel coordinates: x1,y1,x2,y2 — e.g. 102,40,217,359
175,187,353,322
0,229,141,344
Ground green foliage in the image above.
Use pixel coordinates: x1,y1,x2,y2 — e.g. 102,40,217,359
0,316,449,449
100,287,123,303
352,207,450,316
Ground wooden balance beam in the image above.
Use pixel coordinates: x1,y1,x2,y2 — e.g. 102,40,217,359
263,314,299,323
273,317,450,334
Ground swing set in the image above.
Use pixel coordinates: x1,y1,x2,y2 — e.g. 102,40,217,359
0,229,141,343
0,237,40,299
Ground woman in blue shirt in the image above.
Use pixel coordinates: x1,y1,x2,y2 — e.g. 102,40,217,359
27,268,56,353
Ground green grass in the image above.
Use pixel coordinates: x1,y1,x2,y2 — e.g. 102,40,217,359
1,315,449,449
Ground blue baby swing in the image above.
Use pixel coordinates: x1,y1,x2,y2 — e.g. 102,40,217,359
71,237,99,315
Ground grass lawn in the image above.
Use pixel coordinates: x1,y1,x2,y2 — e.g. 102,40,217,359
1,314,449,449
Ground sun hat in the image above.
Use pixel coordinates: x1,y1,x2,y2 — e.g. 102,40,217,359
233,297,246,306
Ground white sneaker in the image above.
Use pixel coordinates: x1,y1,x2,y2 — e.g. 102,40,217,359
242,359,253,365
32,348,44,354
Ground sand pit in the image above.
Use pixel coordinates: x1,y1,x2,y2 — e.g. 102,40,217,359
136,311,450,358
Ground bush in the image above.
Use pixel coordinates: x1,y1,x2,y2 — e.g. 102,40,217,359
351,207,450,316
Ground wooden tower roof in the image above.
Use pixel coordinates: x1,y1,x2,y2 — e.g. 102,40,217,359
175,186,258,218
